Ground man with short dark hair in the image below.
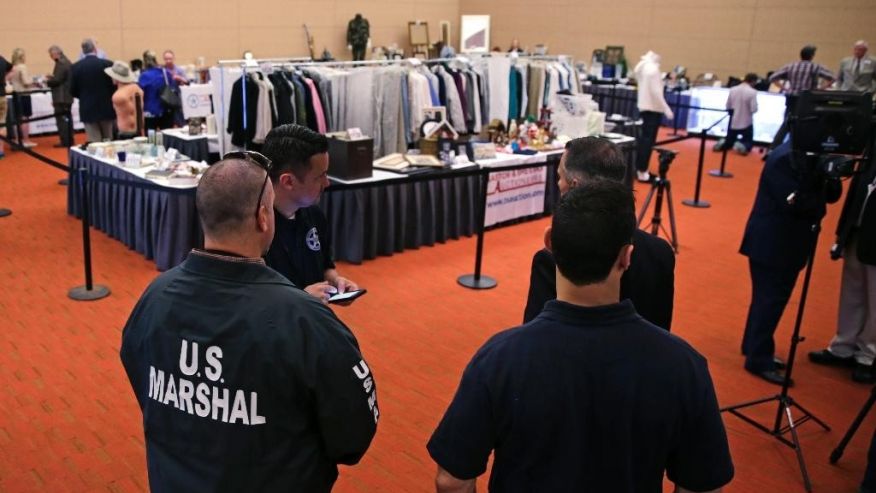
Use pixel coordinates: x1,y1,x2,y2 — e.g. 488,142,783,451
262,124,358,303
768,45,835,151
429,181,734,493
717,73,759,155
120,155,378,492
524,136,675,330
70,38,115,142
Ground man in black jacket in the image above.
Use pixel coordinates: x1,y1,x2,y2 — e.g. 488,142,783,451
523,136,676,330
120,155,378,492
70,38,114,142
809,151,876,383
740,140,842,385
46,45,73,147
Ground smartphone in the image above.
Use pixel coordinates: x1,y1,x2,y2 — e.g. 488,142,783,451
328,289,367,304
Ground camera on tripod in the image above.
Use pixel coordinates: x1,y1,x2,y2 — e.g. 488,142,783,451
791,90,873,180
654,147,678,180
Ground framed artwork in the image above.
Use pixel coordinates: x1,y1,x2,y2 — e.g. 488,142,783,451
460,15,490,54
409,22,430,47
605,46,625,65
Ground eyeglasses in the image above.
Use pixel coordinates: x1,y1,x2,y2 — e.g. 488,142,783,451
223,150,273,221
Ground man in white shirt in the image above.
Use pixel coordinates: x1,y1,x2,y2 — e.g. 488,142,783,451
717,73,759,155
838,40,876,94
634,51,674,182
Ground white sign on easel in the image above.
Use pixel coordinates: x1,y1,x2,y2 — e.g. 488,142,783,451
180,83,213,119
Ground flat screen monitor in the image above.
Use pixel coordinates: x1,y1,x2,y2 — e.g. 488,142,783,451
685,87,786,144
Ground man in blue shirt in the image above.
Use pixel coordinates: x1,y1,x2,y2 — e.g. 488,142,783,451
428,181,734,493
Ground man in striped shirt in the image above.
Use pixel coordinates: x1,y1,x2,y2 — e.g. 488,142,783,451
767,45,835,150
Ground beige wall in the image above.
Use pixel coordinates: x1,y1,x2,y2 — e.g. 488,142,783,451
461,0,876,82
0,0,459,76
2,0,872,83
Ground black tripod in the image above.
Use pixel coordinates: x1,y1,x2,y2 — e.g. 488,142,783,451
721,219,830,492
637,147,679,252
831,384,876,464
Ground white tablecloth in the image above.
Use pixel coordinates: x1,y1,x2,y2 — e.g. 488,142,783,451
6,92,83,135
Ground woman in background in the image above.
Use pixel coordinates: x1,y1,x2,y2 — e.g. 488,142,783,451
137,50,173,130
7,48,38,147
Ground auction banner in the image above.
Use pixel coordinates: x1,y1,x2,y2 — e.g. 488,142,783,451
484,166,547,227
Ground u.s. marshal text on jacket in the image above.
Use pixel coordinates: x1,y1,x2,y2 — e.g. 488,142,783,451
120,250,378,492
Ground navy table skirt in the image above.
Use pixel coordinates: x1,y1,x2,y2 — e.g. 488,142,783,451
67,149,200,271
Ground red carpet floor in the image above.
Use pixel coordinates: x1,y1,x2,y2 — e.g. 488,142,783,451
0,131,871,492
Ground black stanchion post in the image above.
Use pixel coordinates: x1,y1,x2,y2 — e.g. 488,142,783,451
58,108,74,186
682,129,712,208
671,90,681,135
710,109,735,178
12,93,23,149
458,168,497,290
68,167,110,301
66,108,75,145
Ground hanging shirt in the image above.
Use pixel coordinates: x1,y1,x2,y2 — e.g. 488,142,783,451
434,66,466,133
227,74,260,147
508,68,519,123
486,56,511,123
401,73,412,145
449,70,470,130
527,65,544,119
517,65,529,120
304,78,327,134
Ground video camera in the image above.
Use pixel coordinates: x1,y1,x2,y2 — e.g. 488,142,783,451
791,90,874,179
653,147,678,180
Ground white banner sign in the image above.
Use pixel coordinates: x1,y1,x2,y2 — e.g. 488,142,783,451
180,84,213,119
484,166,547,227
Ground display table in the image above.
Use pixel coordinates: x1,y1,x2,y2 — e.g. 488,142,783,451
67,148,200,271
65,135,633,269
5,92,83,135
161,128,219,163
321,136,634,264
581,83,691,128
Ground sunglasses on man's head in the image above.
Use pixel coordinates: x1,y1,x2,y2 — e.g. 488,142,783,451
223,150,273,171
222,151,273,221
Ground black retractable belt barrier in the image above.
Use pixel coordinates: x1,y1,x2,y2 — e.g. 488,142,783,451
68,168,110,301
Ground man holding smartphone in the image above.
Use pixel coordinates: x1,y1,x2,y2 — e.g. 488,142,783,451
262,124,359,303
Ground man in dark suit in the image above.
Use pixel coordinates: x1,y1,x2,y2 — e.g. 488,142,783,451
523,137,676,330
46,45,73,147
740,140,842,385
70,38,115,142
809,149,876,383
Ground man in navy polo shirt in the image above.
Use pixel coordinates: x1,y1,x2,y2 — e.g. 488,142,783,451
262,124,359,303
428,181,734,492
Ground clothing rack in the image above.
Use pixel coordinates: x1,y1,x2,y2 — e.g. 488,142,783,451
217,57,312,150
215,54,576,153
